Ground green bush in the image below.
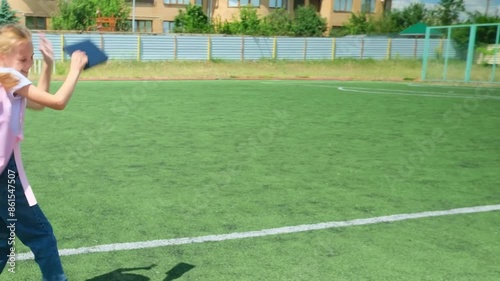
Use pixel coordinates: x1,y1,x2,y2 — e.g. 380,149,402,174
329,26,348,37
292,6,327,37
238,6,261,35
174,4,213,34
214,19,240,35
261,8,293,36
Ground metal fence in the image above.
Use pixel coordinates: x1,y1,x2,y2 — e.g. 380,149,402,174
31,33,456,63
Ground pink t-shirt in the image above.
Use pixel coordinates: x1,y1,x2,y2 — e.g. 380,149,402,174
0,67,37,206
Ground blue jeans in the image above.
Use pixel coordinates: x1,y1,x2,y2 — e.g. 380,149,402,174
0,154,67,281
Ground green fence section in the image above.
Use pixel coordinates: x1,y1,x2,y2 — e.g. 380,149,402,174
421,23,500,84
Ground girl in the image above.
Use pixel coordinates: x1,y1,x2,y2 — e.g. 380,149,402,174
0,24,87,281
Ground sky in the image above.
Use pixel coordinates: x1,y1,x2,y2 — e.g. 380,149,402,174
392,0,500,16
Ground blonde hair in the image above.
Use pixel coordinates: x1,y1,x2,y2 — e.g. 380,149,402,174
0,24,32,55
0,25,31,90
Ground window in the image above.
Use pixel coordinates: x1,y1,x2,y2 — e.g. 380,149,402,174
361,0,375,13
127,20,153,32
25,17,47,30
195,0,203,5
228,0,260,7
333,0,352,12
163,21,175,33
269,0,286,8
164,0,190,4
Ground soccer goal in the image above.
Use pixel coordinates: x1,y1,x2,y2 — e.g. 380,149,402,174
421,23,500,83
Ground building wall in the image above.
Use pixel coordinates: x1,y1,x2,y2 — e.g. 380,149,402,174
133,1,180,33
7,0,58,27
8,0,391,33
327,0,387,27
212,0,271,24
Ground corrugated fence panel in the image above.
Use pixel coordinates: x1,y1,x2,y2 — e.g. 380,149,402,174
391,39,418,58
27,33,464,63
63,34,102,60
177,36,208,60
276,38,306,60
141,35,175,61
244,37,273,60
306,38,333,60
211,36,242,60
363,38,389,59
103,35,138,60
335,38,362,58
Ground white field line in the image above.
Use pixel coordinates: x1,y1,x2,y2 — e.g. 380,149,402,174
336,86,500,100
261,81,500,99
261,81,498,90
16,204,500,261
406,83,499,90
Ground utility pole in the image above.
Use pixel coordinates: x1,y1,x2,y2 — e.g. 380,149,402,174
132,0,136,32
486,0,491,15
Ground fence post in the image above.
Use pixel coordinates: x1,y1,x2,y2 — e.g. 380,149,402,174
443,27,452,81
386,38,392,60
360,38,364,59
332,38,336,60
303,37,307,61
100,33,104,50
421,26,432,81
464,25,477,83
137,34,141,61
491,24,500,82
174,35,177,61
241,36,244,61
273,36,277,60
61,34,65,62
207,35,211,61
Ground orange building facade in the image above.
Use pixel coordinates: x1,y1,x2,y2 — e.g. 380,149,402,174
8,0,392,33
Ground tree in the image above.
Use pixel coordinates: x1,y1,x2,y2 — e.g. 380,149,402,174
174,4,212,34
333,3,432,37
52,0,130,31
392,3,430,28
466,12,500,44
429,0,465,26
341,12,371,35
292,6,326,37
0,0,19,25
237,6,261,35
261,8,293,36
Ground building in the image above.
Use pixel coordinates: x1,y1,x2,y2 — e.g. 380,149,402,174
8,0,392,33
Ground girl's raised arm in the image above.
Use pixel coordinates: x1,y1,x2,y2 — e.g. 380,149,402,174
15,51,87,110
28,33,55,110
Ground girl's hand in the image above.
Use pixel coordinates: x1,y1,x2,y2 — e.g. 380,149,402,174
39,33,54,67
70,51,88,71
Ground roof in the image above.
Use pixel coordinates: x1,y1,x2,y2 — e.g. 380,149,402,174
400,22,442,37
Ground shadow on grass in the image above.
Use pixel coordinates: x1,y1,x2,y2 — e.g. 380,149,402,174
85,262,195,281
85,264,156,281
163,262,195,281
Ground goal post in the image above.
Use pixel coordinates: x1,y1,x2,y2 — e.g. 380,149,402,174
421,23,500,83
